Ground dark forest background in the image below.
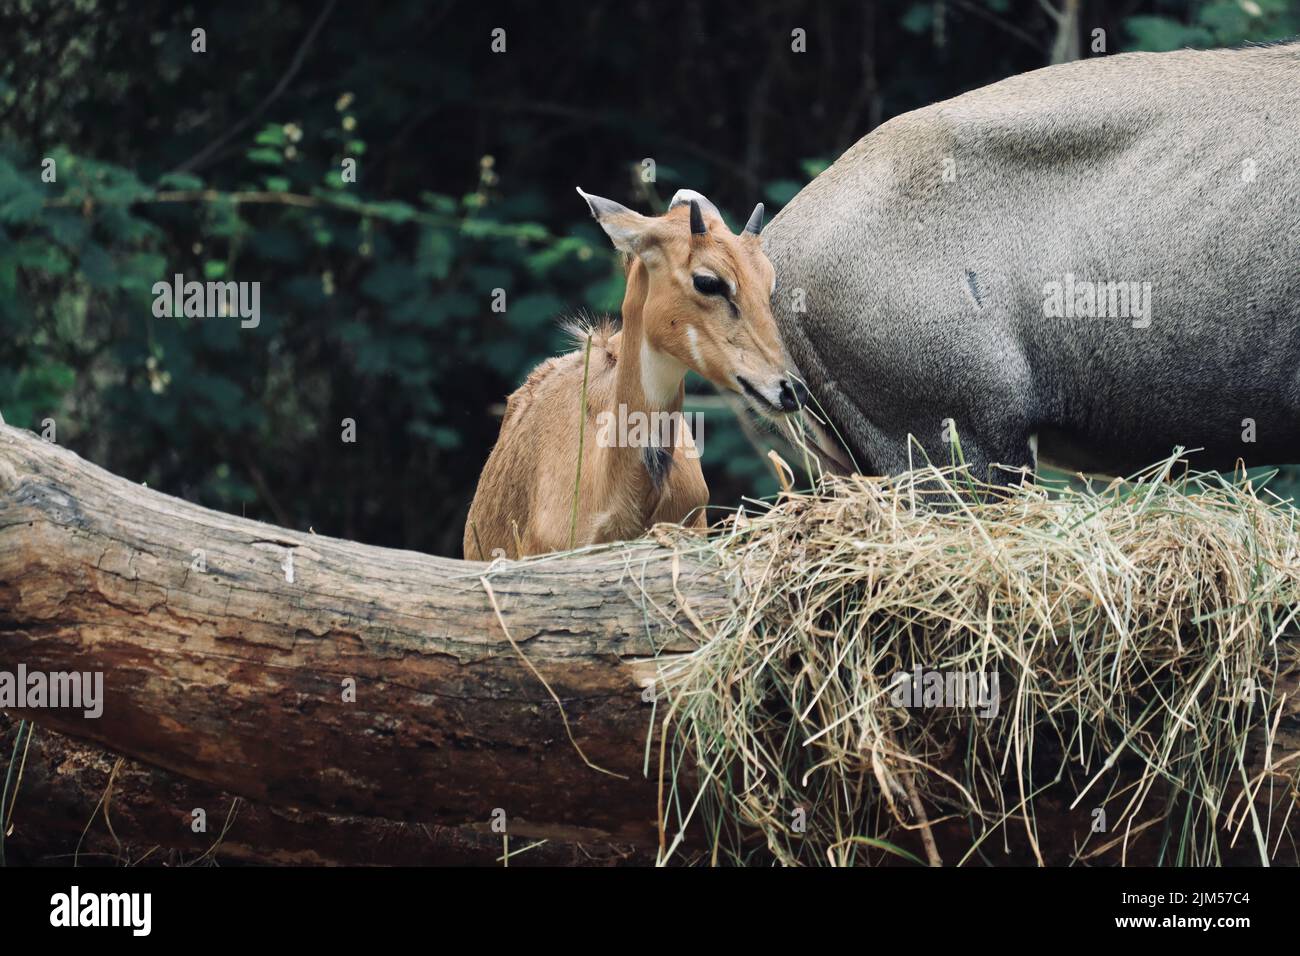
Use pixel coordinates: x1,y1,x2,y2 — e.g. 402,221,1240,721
2,0,1297,556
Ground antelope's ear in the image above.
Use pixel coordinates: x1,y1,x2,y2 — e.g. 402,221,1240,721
576,187,657,254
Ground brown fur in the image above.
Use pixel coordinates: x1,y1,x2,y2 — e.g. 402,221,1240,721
464,199,791,560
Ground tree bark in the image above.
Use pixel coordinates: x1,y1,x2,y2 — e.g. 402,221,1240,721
0,423,727,848
0,717,651,866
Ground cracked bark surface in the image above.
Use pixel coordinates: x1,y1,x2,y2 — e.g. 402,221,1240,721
0,717,652,866
0,424,729,848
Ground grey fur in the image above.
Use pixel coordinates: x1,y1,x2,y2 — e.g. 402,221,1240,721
764,44,1300,481
669,188,723,222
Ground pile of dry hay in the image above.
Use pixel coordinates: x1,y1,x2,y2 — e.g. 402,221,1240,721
652,457,1300,866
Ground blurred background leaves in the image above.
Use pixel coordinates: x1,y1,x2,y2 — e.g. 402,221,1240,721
1,0,1296,555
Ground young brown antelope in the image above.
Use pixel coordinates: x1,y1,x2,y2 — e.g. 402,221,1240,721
463,187,808,560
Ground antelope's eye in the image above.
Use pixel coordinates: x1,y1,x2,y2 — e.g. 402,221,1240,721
693,273,728,297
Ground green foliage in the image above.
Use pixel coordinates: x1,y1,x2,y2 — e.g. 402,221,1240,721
1125,0,1299,49
0,1,1294,557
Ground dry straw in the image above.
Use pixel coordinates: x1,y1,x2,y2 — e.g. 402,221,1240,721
650,454,1300,866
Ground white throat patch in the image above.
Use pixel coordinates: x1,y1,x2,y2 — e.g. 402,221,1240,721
639,339,687,408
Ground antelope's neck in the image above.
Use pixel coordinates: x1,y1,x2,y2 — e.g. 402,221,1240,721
598,260,688,518
615,258,686,415
611,332,685,414
601,323,684,521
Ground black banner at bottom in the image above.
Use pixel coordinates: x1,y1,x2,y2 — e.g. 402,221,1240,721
0,865,1278,942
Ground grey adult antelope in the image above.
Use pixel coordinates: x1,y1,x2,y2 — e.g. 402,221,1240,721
464,188,807,560
763,42,1300,481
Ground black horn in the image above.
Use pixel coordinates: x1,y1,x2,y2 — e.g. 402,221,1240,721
743,202,765,235
689,199,707,235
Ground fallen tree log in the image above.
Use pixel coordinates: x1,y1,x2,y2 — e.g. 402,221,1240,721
2,423,1297,865
0,717,651,866
0,423,728,849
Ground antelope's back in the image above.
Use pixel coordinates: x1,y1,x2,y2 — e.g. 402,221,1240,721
765,43,1300,475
